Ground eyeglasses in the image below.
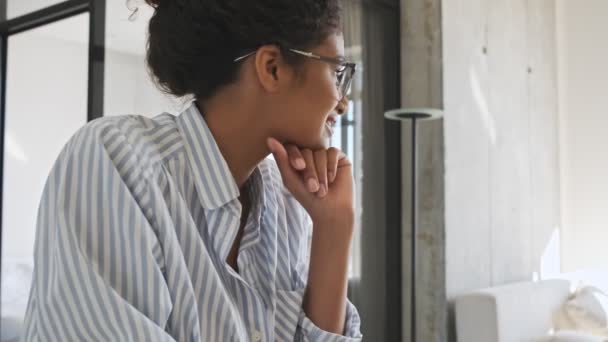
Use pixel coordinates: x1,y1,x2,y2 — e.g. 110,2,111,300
234,48,357,100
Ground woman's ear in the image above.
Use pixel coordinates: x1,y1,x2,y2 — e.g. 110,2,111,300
253,45,290,93
271,66,278,79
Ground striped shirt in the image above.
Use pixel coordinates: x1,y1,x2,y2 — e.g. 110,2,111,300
22,102,362,341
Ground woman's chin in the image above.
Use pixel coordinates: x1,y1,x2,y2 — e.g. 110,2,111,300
302,138,328,151
317,130,332,149
322,126,334,148
292,129,331,150
308,140,329,150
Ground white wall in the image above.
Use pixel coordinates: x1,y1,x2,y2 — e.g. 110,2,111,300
557,0,608,272
443,1,562,339
104,48,186,117
443,0,561,306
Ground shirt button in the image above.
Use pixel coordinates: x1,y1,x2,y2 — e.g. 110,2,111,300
252,330,263,341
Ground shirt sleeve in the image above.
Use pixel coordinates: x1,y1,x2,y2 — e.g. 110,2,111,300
22,122,176,342
292,208,363,341
296,300,363,342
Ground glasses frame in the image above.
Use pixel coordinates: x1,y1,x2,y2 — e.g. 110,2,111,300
234,47,357,99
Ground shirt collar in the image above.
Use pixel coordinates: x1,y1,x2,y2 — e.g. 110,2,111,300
244,167,265,231
176,101,240,210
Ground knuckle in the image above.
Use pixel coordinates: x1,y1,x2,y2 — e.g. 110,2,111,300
305,163,317,176
318,173,327,182
315,164,326,178
302,150,313,158
305,170,318,179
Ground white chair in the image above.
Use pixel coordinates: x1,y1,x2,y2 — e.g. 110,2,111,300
454,279,571,342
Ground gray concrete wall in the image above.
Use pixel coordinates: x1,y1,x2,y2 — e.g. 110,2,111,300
400,0,446,341
399,0,561,340
442,0,561,340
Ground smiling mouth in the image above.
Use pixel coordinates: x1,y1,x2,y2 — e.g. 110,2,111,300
326,115,338,126
325,115,338,136
325,121,334,136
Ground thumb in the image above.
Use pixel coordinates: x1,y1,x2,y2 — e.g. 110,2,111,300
267,137,306,193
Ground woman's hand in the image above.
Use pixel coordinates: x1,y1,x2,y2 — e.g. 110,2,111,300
268,138,354,334
266,137,354,228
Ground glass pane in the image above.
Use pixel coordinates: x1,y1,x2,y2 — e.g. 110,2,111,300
7,0,66,19
1,13,89,338
341,0,364,280
104,1,187,117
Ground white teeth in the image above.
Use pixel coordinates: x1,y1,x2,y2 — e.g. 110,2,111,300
325,122,334,136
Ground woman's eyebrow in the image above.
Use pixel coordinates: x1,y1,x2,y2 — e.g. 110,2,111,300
334,55,347,63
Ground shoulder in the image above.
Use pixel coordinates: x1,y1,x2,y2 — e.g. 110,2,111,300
52,112,184,188
65,112,183,164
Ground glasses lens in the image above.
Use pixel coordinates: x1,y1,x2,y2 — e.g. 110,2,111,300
336,72,344,88
339,66,354,98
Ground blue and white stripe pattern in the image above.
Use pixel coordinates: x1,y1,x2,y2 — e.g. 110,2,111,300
22,102,362,341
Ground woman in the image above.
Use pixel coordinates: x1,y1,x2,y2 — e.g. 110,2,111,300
22,0,361,341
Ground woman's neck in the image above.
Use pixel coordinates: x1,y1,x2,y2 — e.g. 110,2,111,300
195,97,270,191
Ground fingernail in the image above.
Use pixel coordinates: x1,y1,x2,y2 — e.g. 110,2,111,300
318,183,327,197
295,158,305,169
328,171,334,183
307,178,319,192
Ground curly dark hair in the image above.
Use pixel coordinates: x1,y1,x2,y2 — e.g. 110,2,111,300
141,0,342,101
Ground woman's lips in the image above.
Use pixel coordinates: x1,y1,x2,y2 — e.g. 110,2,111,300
325,115,337,137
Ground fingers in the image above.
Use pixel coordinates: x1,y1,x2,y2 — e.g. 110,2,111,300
286,145,306,170
269,137,347,200
337,150,350,167
314,150,328,198
327,148,340,184
301,149,320,193
266,138,307,194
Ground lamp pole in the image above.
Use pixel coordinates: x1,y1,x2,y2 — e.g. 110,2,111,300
384,108,443,342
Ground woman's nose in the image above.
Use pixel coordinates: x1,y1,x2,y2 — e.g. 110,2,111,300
335,96,349,115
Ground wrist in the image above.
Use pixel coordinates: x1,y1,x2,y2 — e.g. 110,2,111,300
311,216,355,249
310,207,355,228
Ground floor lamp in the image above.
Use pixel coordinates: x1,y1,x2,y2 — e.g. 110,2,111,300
384,108,443,341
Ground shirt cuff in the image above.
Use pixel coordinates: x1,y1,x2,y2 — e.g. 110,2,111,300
297,300,363,341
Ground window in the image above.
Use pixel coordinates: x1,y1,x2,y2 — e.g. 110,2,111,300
1,10,90,331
